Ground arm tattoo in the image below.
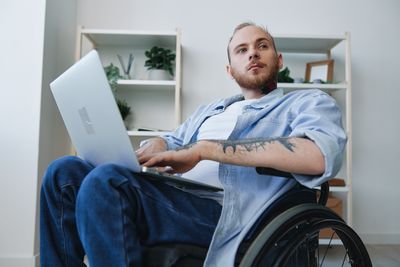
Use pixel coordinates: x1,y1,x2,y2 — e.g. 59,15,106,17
211,137,295,153
175,137,296,153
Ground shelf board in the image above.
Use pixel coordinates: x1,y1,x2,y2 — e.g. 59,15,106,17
329,186,350,192
127,130,172,137
273,34,345,54
81,28,177,47
319,238,343,246
117,79,176,90
278,82,347,90
314,185,350,192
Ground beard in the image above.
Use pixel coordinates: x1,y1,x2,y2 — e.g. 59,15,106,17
230,56,279,94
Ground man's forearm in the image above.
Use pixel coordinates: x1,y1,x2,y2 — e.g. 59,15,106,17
192,137,325,175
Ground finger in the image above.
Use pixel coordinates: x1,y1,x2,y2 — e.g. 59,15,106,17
138,153,157,165
142,158,155,167
135,146,145,154
137,154,147,164
142,156,164,167
137,154,148,164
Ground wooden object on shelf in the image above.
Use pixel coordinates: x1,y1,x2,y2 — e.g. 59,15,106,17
305,59,334,83
319,195,343,239
328,178,346,187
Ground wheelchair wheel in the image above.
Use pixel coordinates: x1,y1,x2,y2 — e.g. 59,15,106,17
239,204,372,267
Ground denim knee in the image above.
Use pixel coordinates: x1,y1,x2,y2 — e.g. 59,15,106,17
42,156,91,192
75,164,131,210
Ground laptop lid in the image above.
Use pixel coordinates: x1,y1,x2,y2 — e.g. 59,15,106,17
50,50,141,172
50,50,222,192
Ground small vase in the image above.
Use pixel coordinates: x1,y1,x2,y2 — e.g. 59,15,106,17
148,69,172,80
123,73,131,80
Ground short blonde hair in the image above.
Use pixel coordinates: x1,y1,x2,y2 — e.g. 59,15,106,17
227,22,277,63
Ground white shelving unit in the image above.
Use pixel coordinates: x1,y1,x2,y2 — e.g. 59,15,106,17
278,82,347,90
117,79,176,88
75,28,352,233
76,27,182,146
275,33,353,230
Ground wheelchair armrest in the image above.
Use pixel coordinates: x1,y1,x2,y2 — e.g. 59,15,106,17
255,167,294,178
255,167,329,206
318,182,329,206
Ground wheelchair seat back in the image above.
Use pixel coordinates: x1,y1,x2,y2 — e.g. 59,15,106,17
144,183,316,267
235,184,316,265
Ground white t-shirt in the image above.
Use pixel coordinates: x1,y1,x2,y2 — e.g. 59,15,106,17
183,99,256,201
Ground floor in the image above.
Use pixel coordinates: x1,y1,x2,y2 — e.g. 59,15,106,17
367,245,400,267
322,244,400,267
82,244,400,266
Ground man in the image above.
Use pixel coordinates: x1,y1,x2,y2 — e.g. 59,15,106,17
41,22,346,266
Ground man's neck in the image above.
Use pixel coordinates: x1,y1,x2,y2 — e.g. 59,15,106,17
242,82,277,100
242,89,265,100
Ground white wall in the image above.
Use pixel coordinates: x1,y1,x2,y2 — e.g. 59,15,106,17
0,0,76,266
77,0,400,244
0,1,398,265
35,0,78,260
0,1,46,265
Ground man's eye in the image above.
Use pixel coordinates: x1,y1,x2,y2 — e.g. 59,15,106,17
259,43,268,49
238,48,247,53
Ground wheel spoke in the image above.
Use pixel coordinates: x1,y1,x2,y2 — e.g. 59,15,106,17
238,204,372,267
341,250,349,267
320,231,335,266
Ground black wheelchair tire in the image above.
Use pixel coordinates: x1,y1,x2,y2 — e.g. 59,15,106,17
238,203,372,267
274,219,372,267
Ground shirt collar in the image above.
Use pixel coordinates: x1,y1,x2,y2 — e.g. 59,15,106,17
248,88,284,109
218,88,284,110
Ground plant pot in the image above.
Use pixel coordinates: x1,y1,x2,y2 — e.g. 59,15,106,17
148,69,172,80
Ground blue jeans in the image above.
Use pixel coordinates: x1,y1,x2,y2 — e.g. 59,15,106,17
40,156,222,267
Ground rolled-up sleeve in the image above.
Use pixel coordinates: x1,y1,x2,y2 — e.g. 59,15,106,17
289,91,347,188
139,115,193,151
160,125,188,151
160,104,210,151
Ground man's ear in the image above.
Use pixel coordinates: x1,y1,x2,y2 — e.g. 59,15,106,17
226,65,233,78
277,53,283,69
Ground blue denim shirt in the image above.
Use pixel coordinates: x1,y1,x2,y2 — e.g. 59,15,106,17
161,88,347,266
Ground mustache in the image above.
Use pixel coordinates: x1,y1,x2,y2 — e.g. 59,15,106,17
247,61,267,70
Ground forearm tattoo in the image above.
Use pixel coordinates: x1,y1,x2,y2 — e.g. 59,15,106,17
213,137,295,153
176,137,295,153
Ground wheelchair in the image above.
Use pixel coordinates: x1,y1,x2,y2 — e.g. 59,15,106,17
143,168,372,267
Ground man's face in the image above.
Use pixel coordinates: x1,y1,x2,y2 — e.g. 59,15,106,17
227,26,283,91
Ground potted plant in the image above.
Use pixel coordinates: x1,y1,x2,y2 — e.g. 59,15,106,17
144,46,175,80
277,67,294,83
104,63,131,122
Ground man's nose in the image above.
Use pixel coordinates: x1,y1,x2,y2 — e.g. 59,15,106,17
249,49,260,61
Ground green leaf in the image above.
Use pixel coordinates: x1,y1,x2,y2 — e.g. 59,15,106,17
144,46,176,75
103,64,131,119
277,67,294,83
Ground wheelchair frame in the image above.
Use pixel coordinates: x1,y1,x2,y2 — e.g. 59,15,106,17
238,203,372,266
144,169,372,267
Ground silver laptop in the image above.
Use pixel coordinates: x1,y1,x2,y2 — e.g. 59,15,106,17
50,50,222,192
